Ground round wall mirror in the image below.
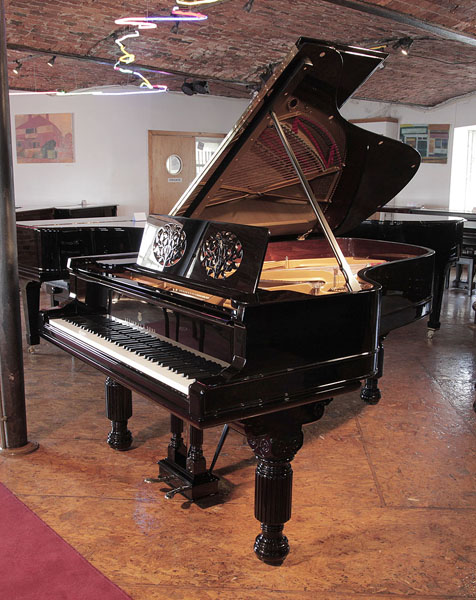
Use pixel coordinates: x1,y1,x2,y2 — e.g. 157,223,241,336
166,154,183,175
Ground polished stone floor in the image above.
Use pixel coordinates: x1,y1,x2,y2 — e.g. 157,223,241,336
1,285,475,599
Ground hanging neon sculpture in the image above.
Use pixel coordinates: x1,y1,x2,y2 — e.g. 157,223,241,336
114,7,207,28
113,7,207,89
176,0,222,5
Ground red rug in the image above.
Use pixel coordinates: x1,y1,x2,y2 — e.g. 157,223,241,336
0,482,132,600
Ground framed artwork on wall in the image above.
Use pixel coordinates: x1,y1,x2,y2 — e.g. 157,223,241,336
14,113,75,163
399,123,450,164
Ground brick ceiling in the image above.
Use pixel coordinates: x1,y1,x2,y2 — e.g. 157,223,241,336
5,0,476,107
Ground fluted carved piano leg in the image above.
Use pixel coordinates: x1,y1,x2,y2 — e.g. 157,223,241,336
105,377,133,450
247,427,304,565
361,339,384,404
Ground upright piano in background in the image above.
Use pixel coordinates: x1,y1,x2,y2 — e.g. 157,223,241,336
345,212,464,334
17,216,144,345
37,38,434,565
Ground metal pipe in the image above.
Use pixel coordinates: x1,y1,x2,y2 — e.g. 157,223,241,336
270,111,361,293
0,0,30,450
320,0,476,47
7,43,254,88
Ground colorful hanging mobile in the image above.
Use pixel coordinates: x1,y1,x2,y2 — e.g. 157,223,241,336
113,6,207,89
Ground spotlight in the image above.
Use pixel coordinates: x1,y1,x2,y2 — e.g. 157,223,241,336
243,0,254,11
392,37,413,55
12,60,22,74
47,55,56,67
181,81,195,96
192,80,209,94
181,80,209,95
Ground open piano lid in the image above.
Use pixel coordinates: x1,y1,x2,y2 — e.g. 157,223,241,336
171,37,421,238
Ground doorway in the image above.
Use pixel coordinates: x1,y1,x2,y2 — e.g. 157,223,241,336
148,130,225,216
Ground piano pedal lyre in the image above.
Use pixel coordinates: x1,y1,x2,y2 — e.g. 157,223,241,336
153,421,219,502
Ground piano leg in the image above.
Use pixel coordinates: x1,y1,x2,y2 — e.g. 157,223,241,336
360,340,384,404
20,280,41,346
427,259,448,331
105,378,133,450
247,424,304,566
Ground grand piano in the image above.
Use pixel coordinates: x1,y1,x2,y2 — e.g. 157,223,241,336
17,216,144,345
345,212,464,335
37,38,434,565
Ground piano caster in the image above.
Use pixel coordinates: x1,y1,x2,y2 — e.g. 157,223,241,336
107,422,133,451
254,525,289,567
360,377,381,404
164,484,192,500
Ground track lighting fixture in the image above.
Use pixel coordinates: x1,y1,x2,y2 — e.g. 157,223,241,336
243,0,254,12
392,37,413,55
47,55,56,67
12,60,22,74
181,80,210,95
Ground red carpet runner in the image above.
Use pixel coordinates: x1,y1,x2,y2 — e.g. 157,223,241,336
0,482,132,600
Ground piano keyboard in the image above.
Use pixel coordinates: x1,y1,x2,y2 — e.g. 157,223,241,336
48,314,229,395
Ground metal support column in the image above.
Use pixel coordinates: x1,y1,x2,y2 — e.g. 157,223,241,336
0,0,37,454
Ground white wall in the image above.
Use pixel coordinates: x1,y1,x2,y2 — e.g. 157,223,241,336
10,90,249,216
11,87,476,214
341,93,476,210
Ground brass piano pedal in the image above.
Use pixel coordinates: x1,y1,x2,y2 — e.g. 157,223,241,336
143,475,174,484
164,484,192,500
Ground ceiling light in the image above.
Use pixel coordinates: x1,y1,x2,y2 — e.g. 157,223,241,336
12,60,22,74
392,37,413,55
47,55,56,67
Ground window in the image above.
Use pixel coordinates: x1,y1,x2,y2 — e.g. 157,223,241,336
449,126,476,212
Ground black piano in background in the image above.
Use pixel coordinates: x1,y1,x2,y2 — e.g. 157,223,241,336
17,217,144,345
16,203,117,221
345,213,464,333
37,38,434,565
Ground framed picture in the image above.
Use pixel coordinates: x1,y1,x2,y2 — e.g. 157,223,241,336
399,124,450,164
15,113,74,163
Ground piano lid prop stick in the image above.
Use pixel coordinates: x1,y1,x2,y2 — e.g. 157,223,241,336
269,111,361,293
